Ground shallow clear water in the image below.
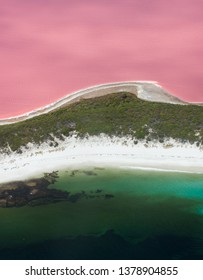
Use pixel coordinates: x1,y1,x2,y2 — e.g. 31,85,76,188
0,168,203,259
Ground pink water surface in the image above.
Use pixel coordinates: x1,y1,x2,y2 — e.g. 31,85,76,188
0,0,203,118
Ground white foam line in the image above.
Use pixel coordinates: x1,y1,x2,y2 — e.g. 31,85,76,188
119,165,203,174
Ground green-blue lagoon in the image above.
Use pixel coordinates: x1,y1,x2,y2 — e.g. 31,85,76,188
0,168,203,259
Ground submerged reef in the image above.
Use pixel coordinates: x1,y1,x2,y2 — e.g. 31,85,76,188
0,171,114,208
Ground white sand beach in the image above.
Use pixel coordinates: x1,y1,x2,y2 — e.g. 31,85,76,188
0,134,203,184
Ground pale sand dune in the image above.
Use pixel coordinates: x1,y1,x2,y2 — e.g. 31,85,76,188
0,135,202,184
0,81,187,126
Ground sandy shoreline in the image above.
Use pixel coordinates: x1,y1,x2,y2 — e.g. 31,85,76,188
0,81,187,125
0,135,203,184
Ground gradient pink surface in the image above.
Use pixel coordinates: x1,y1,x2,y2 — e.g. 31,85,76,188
0,0,203,118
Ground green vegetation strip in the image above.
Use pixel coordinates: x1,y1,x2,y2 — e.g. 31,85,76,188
0,92,203,152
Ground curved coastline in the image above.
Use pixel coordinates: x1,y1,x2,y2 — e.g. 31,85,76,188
0,81,187,126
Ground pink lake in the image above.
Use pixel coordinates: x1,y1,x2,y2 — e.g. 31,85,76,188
0,0,203,118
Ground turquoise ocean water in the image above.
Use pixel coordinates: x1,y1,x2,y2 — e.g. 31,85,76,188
0,168,203,259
